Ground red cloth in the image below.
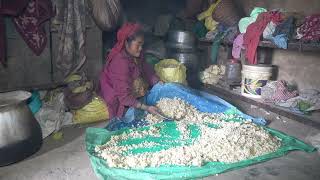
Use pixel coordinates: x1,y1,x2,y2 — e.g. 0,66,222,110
100,23,159,118
243,12,282,64
13,0,54,56
106,23,141,64
298,14,320,41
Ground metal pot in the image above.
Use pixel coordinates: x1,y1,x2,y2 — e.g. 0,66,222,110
168,52,199,72
0,91,42,166
166,30,197,51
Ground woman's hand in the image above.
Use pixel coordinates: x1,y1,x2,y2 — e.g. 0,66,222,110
138,103,160,115
146,106,160,115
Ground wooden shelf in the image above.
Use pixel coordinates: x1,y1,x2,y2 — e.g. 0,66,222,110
202,84,320,129
198,38,320,52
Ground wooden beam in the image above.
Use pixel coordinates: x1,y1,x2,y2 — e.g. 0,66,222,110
0,82,66,93
198,38,320,52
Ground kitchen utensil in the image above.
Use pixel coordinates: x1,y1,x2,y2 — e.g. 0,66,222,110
0,91,42,166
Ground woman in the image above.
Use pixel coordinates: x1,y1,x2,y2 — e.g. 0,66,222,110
100,22,160,119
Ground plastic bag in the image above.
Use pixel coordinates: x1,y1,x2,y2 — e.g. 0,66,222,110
199,65,225,85
87,0,122,31
204,16,219,31
35,92,73,138
73,95,109,124
306,133,320,155
154,59,187,84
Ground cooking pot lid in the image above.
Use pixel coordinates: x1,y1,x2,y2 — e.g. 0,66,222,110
0,91,31,107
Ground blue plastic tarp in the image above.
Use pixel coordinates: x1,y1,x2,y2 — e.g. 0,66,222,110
106,83,266,131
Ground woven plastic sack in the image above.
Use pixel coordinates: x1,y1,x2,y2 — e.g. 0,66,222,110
87,0,122,31
73,96,109,124
154,59,187,84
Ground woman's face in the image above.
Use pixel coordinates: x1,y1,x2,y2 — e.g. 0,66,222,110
125,36,144,58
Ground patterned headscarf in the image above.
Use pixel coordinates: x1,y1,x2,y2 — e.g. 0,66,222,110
106,22,142,63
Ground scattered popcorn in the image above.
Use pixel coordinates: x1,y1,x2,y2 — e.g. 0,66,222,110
95,98,281,169
200,65,225,85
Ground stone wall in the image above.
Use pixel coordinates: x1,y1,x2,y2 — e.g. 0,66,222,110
1,0,319,91
237,0,320,90
0,17,102,92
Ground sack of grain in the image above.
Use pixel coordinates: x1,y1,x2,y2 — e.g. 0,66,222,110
73,95,109,124
155,59,187,85
87,0,122,31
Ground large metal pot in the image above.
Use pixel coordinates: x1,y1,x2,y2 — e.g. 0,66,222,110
168,52,199,72
166,31,197,52
0,91,42,166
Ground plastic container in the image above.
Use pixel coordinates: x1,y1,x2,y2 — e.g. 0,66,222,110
226,59,242,85
241,64,273,98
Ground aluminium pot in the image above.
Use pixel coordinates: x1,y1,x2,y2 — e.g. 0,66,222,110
166,42,196,53
0,91,42,166
166,30,197,52
167,52,199,72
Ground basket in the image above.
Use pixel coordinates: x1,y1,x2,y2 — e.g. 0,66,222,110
240,1,268,16
212,0,243,26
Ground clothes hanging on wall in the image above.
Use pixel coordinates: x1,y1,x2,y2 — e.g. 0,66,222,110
56,0,87,76
273,16,295,39
297,14,320,41
238,7,267,34
0,0,53,64
243,11,282,64
263,21,276,39
0,0,29,64
269,16,295,49
232,33,244,59
13,0,54,56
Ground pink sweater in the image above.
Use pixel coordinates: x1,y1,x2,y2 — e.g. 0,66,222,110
100,50,159,118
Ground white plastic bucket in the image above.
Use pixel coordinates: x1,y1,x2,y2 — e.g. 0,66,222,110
241,65,273,98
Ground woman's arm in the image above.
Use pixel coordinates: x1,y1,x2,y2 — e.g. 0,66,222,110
141,56,160,86
110,57,139,107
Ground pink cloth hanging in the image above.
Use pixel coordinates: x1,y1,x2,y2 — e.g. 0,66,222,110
232,33,244,59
